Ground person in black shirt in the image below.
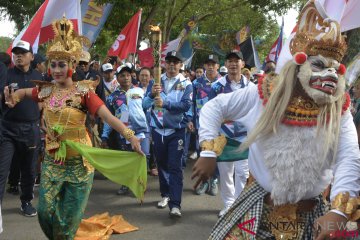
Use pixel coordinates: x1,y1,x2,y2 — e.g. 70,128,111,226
78,51,100,81
0,40,42,217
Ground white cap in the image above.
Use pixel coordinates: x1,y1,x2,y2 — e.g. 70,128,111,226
102,63,113,72
79,51,91,62
126,87,144,100
116,64,132,75
12,40,33,53
125,62,133,69
219,66,228,73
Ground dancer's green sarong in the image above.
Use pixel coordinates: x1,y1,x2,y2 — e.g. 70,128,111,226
38,140,147,240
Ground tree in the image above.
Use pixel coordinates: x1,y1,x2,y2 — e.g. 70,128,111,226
1,0,305,63
0,0,43,30
0,36,12,52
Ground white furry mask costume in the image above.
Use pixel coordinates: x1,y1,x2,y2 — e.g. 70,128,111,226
241,0,349,204
255,58,346,204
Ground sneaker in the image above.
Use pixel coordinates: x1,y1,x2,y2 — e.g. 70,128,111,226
157,197,170,208
195,182,209,195
116,186,129,195
218,207,230,218
21,202,37,217
169,207,182,218
208,178,218,196
6,185,19,195
189,152,198,160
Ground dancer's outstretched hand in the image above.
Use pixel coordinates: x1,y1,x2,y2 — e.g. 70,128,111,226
130,136,144,156
191,157,217,190
4,86,16,108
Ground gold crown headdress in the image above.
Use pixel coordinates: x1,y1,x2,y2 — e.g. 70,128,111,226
290,0,347,62
46,16,89,63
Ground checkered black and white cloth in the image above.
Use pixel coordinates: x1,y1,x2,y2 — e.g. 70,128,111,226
209,181,326,240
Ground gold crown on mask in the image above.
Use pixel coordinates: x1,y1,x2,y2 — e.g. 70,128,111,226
46,16,89,63
290,0,347,62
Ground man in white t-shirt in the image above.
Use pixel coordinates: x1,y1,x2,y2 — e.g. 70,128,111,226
101,63,119,98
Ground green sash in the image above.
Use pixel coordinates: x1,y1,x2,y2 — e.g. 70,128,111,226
64,140,147,202
217,138,249,162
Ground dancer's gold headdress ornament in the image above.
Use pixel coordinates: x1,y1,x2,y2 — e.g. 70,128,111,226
290,0,347,62
46,16,89,62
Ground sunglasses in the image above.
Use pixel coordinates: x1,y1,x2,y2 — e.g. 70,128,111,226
50,62,68,68
79,61,89,66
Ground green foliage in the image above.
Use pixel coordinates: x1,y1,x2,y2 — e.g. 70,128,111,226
343,28,360,66
0,36,12,52
0,0,43,30
1,0,305,64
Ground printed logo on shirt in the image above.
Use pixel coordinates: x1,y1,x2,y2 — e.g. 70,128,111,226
177,139,184,150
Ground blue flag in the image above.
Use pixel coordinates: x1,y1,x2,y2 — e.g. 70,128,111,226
81,0,113,48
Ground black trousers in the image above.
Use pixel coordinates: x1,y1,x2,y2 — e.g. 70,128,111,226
8,153,21,186
0,120,40,203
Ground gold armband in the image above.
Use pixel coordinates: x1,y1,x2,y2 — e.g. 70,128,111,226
122,128,135,141
200,135,227,156
331,192,360,221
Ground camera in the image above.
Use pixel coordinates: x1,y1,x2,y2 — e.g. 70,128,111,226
9,83,19,92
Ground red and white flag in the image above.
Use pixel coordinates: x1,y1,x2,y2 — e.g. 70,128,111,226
107,10,142,60
276,0,360,73
265,18,284,64
137,37,181,67
275,26,297,73
7,0,82,55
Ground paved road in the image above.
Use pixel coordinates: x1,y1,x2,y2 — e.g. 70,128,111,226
1,159,222,240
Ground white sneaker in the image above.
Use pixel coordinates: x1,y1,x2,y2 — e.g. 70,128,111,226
157,197,170,208
169,207,182,218
218,207,230,218
189,152,198,160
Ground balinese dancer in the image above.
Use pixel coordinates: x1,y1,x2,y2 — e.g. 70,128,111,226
4,17,146,239
192,1,360,239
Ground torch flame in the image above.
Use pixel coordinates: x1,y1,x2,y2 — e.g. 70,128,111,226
149,25,161,32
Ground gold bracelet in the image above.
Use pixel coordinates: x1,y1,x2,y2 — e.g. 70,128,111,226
122,128,135,141
12,94,20,103
331,192,360,221
200,135,227,156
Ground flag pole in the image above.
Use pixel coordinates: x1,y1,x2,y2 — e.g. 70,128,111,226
149,25,162,97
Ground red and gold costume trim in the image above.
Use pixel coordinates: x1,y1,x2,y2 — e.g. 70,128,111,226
258,75,350,127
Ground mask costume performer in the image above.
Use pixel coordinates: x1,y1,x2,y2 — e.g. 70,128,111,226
192,1,360,239
4,17,147,240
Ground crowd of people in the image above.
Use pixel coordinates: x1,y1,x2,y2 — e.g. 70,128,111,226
1,1,360,238
0,14,265,238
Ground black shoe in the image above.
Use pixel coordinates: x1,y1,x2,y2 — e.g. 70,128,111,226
116,186,129,195
6,185,19,195
21,202,37,217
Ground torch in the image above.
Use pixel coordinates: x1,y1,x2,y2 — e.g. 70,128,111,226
149,25,162,97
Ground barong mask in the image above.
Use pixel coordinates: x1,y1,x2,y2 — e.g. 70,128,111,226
290,0,347,105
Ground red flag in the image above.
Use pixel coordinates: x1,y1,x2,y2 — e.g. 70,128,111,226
7,0,82,55
108,10,142,59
